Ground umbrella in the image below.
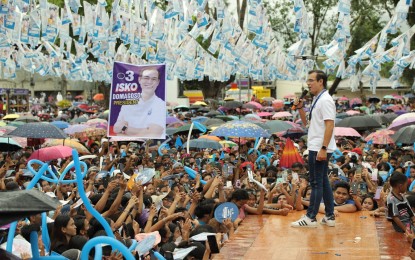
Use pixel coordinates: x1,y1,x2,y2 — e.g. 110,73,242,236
183,139,222,150
336,112,350,119
345,110,360,116
391,125,415,144
364,129,395,145
28,145,73,161
2,114,19,120
395,110,407,115
404,93,415,98
261,106,275,112
244,101,263,109
204,118,225,126
75,95,84,99
265,120,293,133
388,112,415,131
43,139,90,154
336,116,381,130
93,93,105,101
0,125,16,136
64,124,89,135
0,137,22,152
50,121,70,129
210,120,270,138
257,112,273,117
7,121,25,127
15,115,40,123
173,124,209,135
166,116,183,125
190,104,202,110
279,138,304,168
199,135,221,142
73,128,106,138
223,101,242,109
223,97,235,101
334,127,362,138
173,105,190,112
0,121,6,127
262,97,275,102
277,127,306,139
383,95,394,99
71,117,88,123
87,118,107,124
8,123,67,139
219,140,238,148
193,101,207,106
215,115,235,122
272,111,293,119
338,96,349,101
244,114,262,121
349,98,362,106
368,114,395,125
0,189,60,226
368,97,380,103
205,110,222,117
166,127,177,136
191,116,208,123
392,94,403,99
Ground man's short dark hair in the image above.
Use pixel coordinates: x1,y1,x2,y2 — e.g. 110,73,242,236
333,181,350,193
389,172,407,188
308,70,328,89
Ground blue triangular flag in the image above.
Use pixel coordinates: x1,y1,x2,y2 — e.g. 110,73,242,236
406,165,411,178
220,151,225,159
175,136,183,148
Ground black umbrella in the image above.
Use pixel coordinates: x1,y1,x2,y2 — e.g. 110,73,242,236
8,122,68,139
197,107,210,112
392,125,415,144
368,97,381,103
183,139,222,150
174,124,210,135
190,104,202,110
0,189,60,226
336,115,382,130
0,137,22,152
204,118,225,126
223,101,243,109
205,111,221,117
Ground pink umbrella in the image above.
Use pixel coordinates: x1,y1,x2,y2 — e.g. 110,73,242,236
388,112,415,131
334,127,362,138
261,106,275,112
392,94,403,99
350,98,362,106
345,110,360,116
246,101,263,109
365,129,395,144
28,145,73,161
272,111,293,119
257,112,273,117
339,96,349,101
285,121,301,128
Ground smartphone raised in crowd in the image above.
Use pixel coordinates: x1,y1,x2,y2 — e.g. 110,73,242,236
207,235,220,254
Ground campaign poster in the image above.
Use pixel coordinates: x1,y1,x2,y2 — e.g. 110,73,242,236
108,62,166,139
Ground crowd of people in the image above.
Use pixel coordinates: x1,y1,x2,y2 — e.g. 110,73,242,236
1,78,415,259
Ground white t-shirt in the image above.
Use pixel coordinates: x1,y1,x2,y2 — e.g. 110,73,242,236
307,90,336,152
116,94,166,137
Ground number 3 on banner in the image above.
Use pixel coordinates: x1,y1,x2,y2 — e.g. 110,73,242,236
125,70,134,81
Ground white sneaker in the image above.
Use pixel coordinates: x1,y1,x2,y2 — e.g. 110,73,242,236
291,215,317,228
320,216,336,227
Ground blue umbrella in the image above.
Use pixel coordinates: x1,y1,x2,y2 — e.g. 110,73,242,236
50,121,70,129
191,116,208,123
183,139,222,150
210,120,271,138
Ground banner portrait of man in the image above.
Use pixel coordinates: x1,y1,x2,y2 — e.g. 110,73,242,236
108,62,166,139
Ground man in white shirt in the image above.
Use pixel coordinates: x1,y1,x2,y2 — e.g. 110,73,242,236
291,70,336,228
114,68,166,138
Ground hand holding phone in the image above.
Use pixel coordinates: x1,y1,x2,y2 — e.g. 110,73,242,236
207,235,220,254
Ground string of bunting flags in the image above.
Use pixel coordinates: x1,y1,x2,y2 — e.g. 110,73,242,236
0,0,413,91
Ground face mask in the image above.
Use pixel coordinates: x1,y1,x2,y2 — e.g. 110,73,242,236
378,171,388,177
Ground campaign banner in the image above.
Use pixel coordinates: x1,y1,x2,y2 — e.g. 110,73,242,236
108,62,166,139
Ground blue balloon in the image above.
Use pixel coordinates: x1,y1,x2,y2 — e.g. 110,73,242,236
72,150,114,238
333,149,343,159
153,250,167,260
255,155,270,167
58,161,88,184
81,236,135,260
248,148,261,155
184,166,207,185
158,143,170,156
